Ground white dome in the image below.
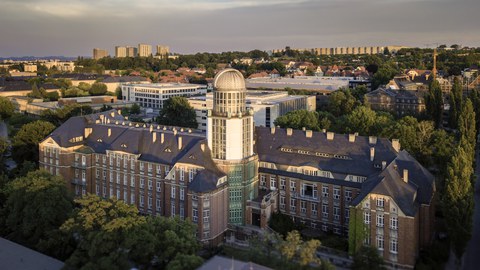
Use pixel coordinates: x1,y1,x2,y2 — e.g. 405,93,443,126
213,69,245,91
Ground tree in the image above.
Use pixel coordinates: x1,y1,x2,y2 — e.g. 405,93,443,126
449,77,463,129
157,96,198,128
0,96,15,120
62,195,202,269
44,91,60,101
348,207,367,255
0,170,74,256
458,99,476,161
425,80,443,128
28,83,43,98
115,87,123,100
327,89,358,117
61,194,147,269
12,120,56,163
442,147,474,264
89,82,108,96
344,106,377,135
372,64,397,89
278,230,322,267
351,245,385,270
274,110,320,131
129,103,141,115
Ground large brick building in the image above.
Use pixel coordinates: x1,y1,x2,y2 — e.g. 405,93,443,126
39,69,435,268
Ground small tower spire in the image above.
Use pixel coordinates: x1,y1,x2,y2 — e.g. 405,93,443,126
432,47,437,80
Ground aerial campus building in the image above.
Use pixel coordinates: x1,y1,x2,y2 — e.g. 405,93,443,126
40,69,435,268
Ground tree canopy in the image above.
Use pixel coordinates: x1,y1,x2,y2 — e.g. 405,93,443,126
274,110,320,131
0,96,15,120
61,194,202,269
12,120,56,163
0,170,73,256
157,96,198,128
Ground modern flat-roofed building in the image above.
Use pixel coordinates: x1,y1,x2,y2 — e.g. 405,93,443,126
41,69,434,268
121,83,207,111
115,46,127,58
126,46,138,57
188,90,316,132
156,45,170,56
138,44,152,57
93,48,108,60
24,64,37,72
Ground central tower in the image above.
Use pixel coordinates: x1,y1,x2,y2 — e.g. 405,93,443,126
207,69,258,225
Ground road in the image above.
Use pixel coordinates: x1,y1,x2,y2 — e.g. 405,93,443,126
463,149,480,270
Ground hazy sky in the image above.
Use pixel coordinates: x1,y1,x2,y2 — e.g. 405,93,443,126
1,0,479,57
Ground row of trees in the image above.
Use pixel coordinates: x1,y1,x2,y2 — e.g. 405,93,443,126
0,170,203,269
442,99,476,265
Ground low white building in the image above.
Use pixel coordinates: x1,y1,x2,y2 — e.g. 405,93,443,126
189,90,316,132
121,83,207,112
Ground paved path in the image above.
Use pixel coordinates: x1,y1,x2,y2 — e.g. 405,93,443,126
462,149,480,270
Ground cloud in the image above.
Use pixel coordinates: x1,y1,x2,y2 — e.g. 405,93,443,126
0,0,479,56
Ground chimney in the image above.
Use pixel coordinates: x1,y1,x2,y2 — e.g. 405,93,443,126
110,111,115,117
201,143,205,152
302,127,306,131
108,128,111,137
161,133,165,144
392,139,401,152
305,130,313,138
178,136,183,150
370,147,375,161
117,109,121,115
286,128,293,136
369,136,377,145
149,125,153,133
173,128,177,136
152,132,157,143
99,114,105,123
322,129,326,133
84,128,92,138
403,169,408,183
382,161,387,170
271,127,276,134
348,134,356,142
326,132,334,140
188,129,192,133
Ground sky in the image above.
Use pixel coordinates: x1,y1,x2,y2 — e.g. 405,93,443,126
1,0,479,57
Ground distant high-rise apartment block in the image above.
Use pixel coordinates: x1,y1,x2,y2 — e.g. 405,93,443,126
156,45,170,56
115,46,127,58
93,48,108,60
273,45,409,56
138,44,152,57
126,46,138,57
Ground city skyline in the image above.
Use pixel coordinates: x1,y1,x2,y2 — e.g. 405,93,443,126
1,0,480,57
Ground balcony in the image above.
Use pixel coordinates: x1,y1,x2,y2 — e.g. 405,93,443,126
71,178,87,186
72,162,87,169
291,192,320,202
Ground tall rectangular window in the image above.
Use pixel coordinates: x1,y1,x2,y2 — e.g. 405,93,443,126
390,216,398,230
364,211,371,224
377,235,384,250
377,214,384,227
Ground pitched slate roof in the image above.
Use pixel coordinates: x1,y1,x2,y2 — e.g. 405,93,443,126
255,127,398,177
351,150,435,216
44,110,224,193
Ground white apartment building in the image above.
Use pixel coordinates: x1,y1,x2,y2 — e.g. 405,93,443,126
189,90,316,132
138,44,152,57
115,46,127,58
121,83,207,112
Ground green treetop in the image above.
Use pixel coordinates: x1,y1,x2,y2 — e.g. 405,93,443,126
157,96,198,128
